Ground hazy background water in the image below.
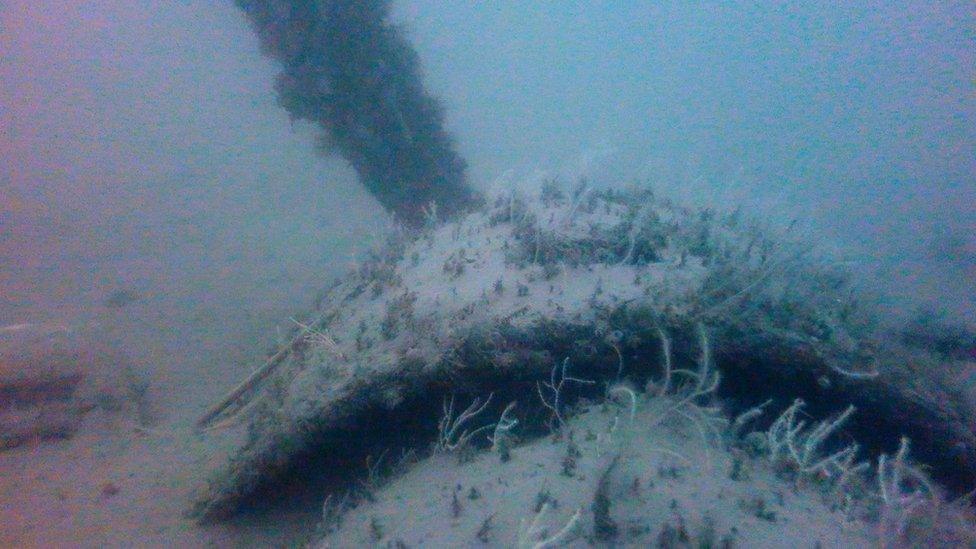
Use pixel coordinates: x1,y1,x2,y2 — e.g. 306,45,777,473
2,0,973,347
0,2,972,545
392,1,975,320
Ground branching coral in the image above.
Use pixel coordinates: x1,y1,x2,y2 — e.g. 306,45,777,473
765,398,865,485
536,358,595,430
435,393,495,454
877,437,934,545
649,325,727,450
489,401,519,461
516,502,582,549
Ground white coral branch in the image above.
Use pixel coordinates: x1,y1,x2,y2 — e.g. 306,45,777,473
436,393,494,453
877,437,934,545
517,503,582,549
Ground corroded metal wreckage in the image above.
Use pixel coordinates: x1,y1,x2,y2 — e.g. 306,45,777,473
189,186,976,521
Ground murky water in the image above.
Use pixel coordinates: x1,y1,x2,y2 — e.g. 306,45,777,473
1,1,972,546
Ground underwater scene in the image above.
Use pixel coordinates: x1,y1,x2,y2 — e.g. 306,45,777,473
1,1,974,547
